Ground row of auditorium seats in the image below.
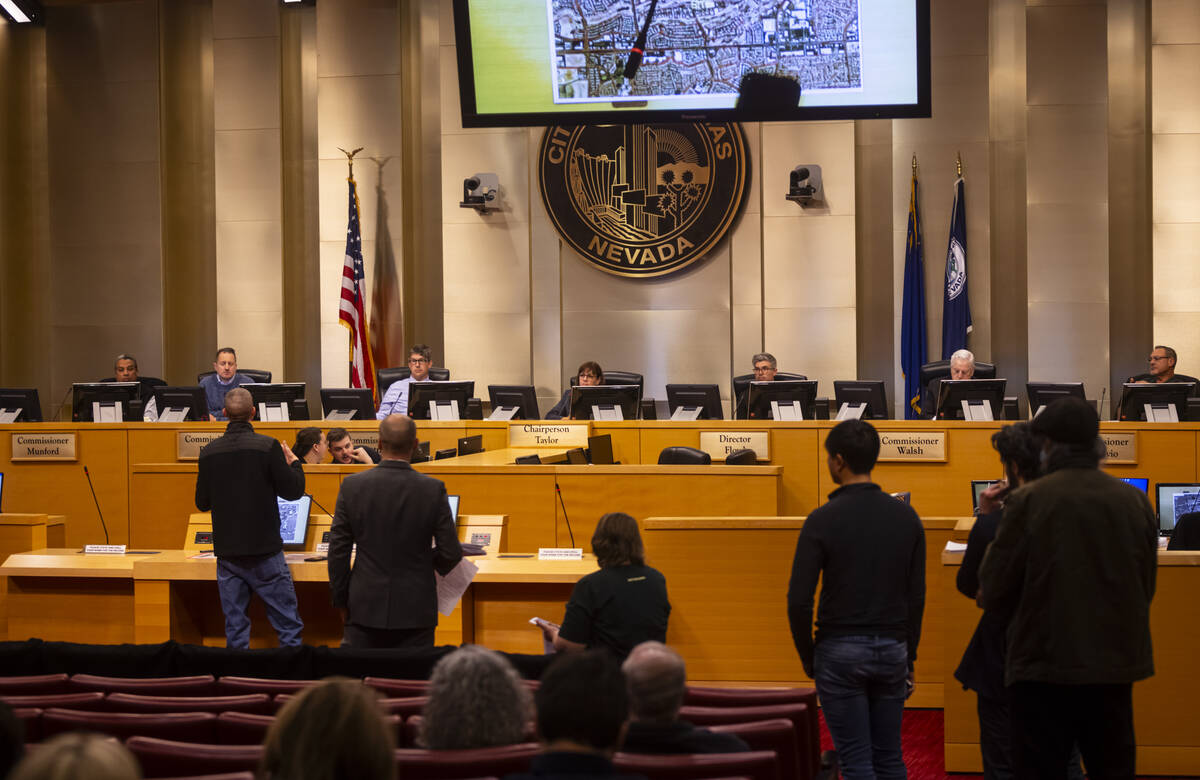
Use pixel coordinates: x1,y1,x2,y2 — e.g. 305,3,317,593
2,674,818,780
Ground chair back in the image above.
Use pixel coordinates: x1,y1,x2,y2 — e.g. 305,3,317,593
364,677,430,697
709,719,800,780
106,693,273,715
125,736,263,778
215,711,276,745
393,742,539,779
0,674,68,696
196,369,272,384
214,677,320,696
724,448,758,465
0,692,106,711
568,370,645,397
681,702,813,780
658,446,712,465
10,707,42,743
613,749,779,780
377,366,452,396
42,708,218,743
69,674,215,696
918,358,996,387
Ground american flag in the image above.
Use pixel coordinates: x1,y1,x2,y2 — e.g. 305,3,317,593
339,177,374,392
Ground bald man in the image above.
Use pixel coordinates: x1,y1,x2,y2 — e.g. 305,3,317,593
195,387,305,649
328,414,463,649
620,641,749,755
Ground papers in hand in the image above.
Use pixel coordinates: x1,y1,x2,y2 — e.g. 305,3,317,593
529,616,559,654
436,558,478,616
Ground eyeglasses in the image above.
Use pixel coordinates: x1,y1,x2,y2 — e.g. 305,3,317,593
579,373,598,380
1149,355,1170,363
408,357,430,365
753,365,774,372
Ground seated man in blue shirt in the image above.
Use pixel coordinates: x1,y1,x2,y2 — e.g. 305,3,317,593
376,343,434,418
200,347,252,421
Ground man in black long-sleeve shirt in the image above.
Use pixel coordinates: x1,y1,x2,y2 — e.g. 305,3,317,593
196,387,306,649
787,419,925,780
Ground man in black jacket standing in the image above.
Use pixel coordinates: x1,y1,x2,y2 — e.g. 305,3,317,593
328,414,462,649
195,387,305,649
787,419,925,780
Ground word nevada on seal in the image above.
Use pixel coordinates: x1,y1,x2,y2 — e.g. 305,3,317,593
539,123,749,278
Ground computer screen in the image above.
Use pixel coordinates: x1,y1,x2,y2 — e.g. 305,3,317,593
448,494,460,526
0,388,42,422
1116,382,1195,422
487,385,541,419
245,383,309,421
1155,482,1200,534
408,381,476,420
569,385,641,421
746,380,818,420
665,384,724,420
1120,477,1148,493
72,382,141,422
935,379,1007,421
971,480,998,511
457,435,484,456
150,386,209,422
277,495,312,549
1026,382,1086,417
833,380,889,419
319,388,376,420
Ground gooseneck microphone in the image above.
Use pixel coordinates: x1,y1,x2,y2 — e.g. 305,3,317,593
622,0,660,84
554,482,577,548
308,493,334,518
1099,387,1107,418
82,465,110,545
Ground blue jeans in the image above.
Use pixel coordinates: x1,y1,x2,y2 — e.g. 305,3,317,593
216,552,303,649
814,635,909,780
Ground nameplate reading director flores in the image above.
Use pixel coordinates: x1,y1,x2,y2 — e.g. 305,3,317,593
539,122,749,278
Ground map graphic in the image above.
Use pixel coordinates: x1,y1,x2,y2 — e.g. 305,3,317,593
550,0,862,102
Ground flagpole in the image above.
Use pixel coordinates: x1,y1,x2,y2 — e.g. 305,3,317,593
337,146,364,177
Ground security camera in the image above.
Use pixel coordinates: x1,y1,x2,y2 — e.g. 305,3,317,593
786,165,824,207
460,173,500,213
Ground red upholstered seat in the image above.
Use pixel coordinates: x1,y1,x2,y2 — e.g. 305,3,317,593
124,737,262,779
214,676,321,696
69,674,216,696
613,750,779,780
214,712,275,745
274,691,427,717
709,719,800,780
363,677,430,696
11,707,42,743
1,692,106,711
684,686,816,708
106,693,273,715
393,743,538,779
681,701,816,780
0,674,69,696
154,774,256,780
42,708,217,743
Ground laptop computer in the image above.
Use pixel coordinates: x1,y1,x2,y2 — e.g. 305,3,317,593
1120,477,1148,493
588,434,615,465
1155,482,1200,534
448,494,460,526
277,495,312,550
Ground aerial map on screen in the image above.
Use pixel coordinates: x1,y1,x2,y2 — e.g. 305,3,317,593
550,0,862,102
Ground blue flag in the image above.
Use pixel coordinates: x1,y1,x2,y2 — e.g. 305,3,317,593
900,172,927,419
941,175,971,358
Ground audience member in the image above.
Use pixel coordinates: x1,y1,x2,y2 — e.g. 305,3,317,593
376,344,435,418
260,678,396,780
293,427,328,465
787,418,925,780
420,644,533,750
201,347,253,420
979,397,1157,779
8,732,140,780
327,427,382,464
0,700,24,780
539,512,670,658
503,651,638,780
620,641,749,755
546,361,603,420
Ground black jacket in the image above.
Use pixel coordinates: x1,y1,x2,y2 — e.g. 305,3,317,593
195,420,306,558
952,509,1008,700
328,459,463,629
620,720,749,755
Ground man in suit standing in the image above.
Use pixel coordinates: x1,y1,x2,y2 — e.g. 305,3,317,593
327,413,463,649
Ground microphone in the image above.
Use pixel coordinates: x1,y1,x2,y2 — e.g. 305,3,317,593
307,493,334,518
1099,387,1107,418
621,0,659,84
52,384,75,421
554,482,577,548
82,465,110,545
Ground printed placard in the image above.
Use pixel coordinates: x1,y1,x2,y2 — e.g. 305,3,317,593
508,423,590,448
11,433,77,461
349,430,379,450
177,431,222,461
538,547,584,560
1101,432,1137,464
877,431,947,462
698,431,770,461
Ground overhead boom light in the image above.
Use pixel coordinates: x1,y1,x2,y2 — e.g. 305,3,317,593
0,0,42,24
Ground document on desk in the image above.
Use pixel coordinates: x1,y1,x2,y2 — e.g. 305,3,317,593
436,558,478,616
945,541,968,552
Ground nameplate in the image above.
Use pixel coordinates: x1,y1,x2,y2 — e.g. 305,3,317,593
508,423,590,448
352,430,380,450
698,431,769,461
316,542,329,554
877,431,947,462
1101,432,1137,464
538,547,583,560
11,433,77,461
83,544,126,555
177,431,222,461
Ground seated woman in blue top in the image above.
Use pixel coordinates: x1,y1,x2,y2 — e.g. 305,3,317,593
545,361,603,420
539,512,671,659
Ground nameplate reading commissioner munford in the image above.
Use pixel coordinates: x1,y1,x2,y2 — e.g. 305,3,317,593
876,431,947,462
1100,432,1137,465
508,423,590,448
177,431,222,461
11,433,77,461
698,431,770,461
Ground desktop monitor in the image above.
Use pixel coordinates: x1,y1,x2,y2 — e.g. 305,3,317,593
448,494,460,525
150,386,209,422
833,380,890,420
320,388,376,420
1120,477,1149,493
487,385,540,419
565,447,588,465
746,380,818,420
72,382,141,422
934,379,1007,421
277,495,312,550
569,384,641,421
409,381,476,420
1026,382,1086,417
1155,482,1200,534
457,435,483,456
1116,382,1195,422
245,383,310,421
971,479,998,511
665,384,724,420
0,388,42,422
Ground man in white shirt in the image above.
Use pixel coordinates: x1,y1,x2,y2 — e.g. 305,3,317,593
376,344,434,418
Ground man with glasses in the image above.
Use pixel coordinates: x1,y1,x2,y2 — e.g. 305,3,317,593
376,344,435,419
1128,345,1199,386
735,353,780,419
546,361,603,419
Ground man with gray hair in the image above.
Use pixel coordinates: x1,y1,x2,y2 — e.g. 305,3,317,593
619,641,749,755
924,348,976,418
736,352,782,419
